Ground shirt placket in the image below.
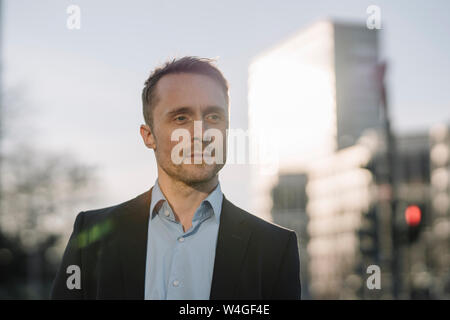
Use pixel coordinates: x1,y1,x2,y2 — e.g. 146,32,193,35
164,202,186,299
163,201,212,299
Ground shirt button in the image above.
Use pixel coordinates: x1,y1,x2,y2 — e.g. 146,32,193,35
173,280,180,287
178,237,185,243
164,209,170,217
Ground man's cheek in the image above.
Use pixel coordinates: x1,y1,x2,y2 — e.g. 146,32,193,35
168,141,188,165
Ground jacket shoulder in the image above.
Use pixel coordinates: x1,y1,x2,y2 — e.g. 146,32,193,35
80,190,149,227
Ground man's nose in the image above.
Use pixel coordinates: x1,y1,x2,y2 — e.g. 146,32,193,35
191,120,209,141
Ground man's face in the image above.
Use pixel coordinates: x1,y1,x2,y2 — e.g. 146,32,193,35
141,72,229,186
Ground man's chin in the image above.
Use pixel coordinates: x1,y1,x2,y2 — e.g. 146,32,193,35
177,164,222,184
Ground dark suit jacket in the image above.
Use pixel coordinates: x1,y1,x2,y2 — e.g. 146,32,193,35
50,187,301,299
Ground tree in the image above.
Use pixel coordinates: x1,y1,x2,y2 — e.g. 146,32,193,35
0,87,100,299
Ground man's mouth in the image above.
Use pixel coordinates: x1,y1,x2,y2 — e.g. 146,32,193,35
190,154,203,159
185,151,205,160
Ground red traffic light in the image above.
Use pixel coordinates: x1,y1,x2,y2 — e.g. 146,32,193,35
405,205,422,227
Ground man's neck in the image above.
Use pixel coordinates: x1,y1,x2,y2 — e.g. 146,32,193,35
156,169,219,232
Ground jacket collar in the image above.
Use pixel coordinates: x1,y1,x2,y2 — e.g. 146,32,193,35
115,186,252,299
149,179,224,224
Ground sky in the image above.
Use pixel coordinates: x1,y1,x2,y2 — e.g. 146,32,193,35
3,0,450,215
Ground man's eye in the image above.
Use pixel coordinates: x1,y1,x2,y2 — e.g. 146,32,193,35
207,114,221,121
175,116,187,122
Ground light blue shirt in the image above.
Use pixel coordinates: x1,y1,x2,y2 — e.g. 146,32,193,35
144,179,223,300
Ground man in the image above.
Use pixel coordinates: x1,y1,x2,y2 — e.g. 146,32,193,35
50,56,301,299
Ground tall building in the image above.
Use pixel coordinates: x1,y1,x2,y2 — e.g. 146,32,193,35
270,173,310,298
249,19,449,299
385,131,431,299
305,129,388,299
430,124,450,218
428,124,450,298
305,128,444,299
248,20,383,222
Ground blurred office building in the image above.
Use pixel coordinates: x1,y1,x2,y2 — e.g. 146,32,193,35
249,19,383,299
305,129,388,299
252,19,449,299
270,173,310,298
248,20,383,222
271,127,450,299
305,128,437,299
427,124,450,298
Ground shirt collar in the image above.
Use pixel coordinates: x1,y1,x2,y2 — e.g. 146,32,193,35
149,179,167,220
204,181,223,224
149,178,223,224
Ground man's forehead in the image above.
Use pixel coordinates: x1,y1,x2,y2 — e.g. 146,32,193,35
155,73,227,109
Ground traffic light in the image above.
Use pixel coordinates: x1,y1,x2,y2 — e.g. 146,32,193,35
405,205,421,227
358,206,379,259
404,204,424,243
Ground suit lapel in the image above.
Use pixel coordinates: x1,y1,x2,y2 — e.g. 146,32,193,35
116,187,152,299
209,195,252,299
114,189,251,300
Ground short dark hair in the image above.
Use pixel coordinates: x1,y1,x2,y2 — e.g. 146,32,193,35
142,56,229,129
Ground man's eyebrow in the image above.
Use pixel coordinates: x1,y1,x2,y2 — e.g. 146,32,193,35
166,106,193,117
204,105,226,115
166,105,226,117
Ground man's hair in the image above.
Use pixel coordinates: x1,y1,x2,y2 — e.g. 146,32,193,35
142,56,229,129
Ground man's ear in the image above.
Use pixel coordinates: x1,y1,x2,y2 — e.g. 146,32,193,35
140,124,156,150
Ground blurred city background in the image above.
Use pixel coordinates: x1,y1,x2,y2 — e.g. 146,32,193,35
0,0,449,299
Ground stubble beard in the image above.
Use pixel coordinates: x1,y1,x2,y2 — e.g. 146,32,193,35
158,153,225,187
